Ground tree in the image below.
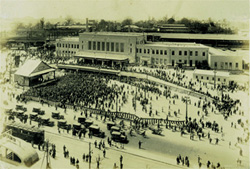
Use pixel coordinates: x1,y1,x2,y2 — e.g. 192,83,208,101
122,18,133,26
167,18,175,24
97,19,108,31
65,16,74,26
40,18,45,29
45,21,54,29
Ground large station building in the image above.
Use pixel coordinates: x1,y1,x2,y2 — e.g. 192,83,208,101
56,32,243,71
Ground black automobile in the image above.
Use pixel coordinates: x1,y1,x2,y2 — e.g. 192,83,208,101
52,112,64,120
88,125,105,138
58,120,71,130
78,117,86,124
107,122,116,130
111,131,128,143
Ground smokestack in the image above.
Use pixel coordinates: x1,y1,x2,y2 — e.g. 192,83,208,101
86,18,89,32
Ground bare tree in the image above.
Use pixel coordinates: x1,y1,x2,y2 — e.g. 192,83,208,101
65,16,74,26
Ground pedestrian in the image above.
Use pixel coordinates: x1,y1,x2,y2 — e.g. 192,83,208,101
240,149,243,156
215,138,219,145
176,156,180,165
82,153,85,161
97,160,100,169
113,163,117,169
103,149,106,158
120,155,123,164
198,155,201,164
138,140,142,149
207,160,211,168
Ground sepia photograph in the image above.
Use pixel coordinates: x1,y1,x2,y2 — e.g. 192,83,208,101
0,0,249,168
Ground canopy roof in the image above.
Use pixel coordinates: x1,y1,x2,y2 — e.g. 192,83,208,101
15,59,55,77
75,51,129,61
0,137,39,166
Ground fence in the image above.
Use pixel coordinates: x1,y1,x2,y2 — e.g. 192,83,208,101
22,95,185,127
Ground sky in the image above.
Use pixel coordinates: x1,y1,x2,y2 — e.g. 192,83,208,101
0,0,249,22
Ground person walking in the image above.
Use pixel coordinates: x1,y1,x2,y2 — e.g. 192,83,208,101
103,149,106,158
138,140,142,149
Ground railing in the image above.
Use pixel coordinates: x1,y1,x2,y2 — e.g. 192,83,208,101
21,95,185,127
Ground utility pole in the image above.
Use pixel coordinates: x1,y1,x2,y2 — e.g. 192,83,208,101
116,93,118,112
183,96,191,124
89,142,91,169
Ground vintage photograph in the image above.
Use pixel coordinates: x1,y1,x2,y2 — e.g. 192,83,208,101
0,0,249,168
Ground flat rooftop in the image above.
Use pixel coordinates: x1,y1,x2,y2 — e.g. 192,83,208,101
193,69,230,77
143,42,207,48
80,32,144,37
58,37,79,42
150,33,249,41
208,47,241,57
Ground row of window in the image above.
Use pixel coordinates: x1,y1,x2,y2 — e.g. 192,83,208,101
88,41,125,53
137,48,206,56
196,76,226,82
59,51,77,54
214,62,238,68
151,58,203,66
57,43,79,49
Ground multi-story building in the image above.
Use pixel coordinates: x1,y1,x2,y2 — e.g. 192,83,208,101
136,42,208,67
55,32,243,70
56,37,80,58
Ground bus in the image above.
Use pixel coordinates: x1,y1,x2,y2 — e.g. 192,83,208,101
4,121,45,145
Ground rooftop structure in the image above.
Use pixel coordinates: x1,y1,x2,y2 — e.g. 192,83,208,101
59,37,79,42
14,59,55,77
80,32,144,37
143,42,207,48
150,33,249,41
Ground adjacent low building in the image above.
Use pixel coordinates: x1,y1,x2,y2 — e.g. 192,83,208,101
193,69,230,85
208,47,243,71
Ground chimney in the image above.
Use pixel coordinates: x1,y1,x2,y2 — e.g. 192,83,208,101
86,18,89,32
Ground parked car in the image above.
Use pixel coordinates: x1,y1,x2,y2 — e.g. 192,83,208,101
16,104,27,112
107,122,116,130
88,125,105,138
52,112,64,120
78,117,86,124
110,126,125,135
32,108,45,115
40,117,54,127
29,112,38,121
111,131,128,143
83,119,93,128
57,120,70,130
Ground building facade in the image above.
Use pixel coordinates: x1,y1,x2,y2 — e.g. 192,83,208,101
56,37,80,58
193,69,230,85
55,32,243,70
136,42,208,67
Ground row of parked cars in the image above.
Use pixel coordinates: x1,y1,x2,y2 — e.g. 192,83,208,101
107,122,129,143
30,107,54,127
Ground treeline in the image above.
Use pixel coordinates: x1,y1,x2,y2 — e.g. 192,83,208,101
14,16,236,34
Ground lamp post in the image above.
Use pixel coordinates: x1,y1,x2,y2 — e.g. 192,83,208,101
213,69,217,89
183,96,191,124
